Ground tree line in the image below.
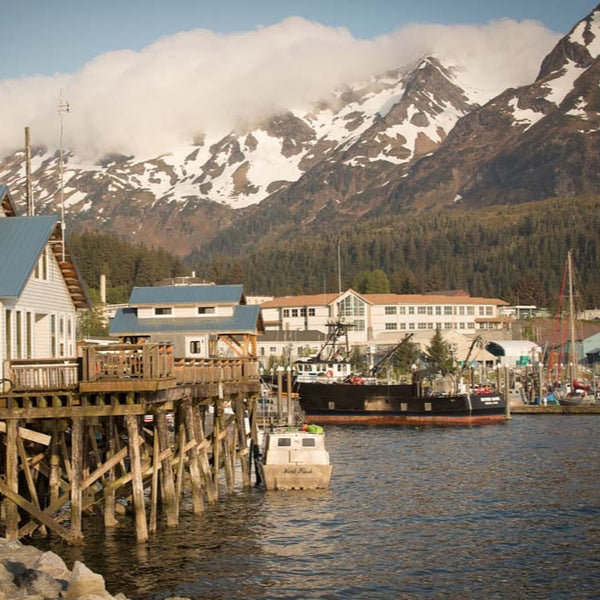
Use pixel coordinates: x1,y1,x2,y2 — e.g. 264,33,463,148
70,195,600,311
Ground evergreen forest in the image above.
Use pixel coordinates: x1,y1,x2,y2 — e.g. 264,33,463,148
71,195,600,310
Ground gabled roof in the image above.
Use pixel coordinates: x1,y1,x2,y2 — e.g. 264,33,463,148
0,185,17,217
110,304,263,335
130,284,245,305
261,293,340,308
0,215,90,308
0,216,58,298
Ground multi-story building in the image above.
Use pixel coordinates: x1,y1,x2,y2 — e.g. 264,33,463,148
261,289,509,344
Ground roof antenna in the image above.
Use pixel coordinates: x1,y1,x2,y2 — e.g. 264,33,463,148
25,127,34,216
57,89,70,262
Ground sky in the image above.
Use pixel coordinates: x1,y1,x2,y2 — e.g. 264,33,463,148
0,0,596,80
0,0,597,160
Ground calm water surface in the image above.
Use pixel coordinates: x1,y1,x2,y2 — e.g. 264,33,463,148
41,416,600,599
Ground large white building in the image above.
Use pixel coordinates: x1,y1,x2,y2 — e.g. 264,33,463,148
261,289,510,345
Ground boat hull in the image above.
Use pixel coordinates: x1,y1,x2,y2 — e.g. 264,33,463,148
260,463,333,490
298,382,506,425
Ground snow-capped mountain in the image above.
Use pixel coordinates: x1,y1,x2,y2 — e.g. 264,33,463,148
0,54,485,254
383,4,600,211
0,4,599,256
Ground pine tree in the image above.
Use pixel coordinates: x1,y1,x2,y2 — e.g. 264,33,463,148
424,328,454,374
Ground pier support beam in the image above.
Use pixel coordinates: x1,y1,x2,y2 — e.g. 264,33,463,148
156,412,178,526
70,417,83,543
125,415,148,543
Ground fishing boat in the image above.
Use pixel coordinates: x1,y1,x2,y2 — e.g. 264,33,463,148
258,425,332,490
296,325,506,425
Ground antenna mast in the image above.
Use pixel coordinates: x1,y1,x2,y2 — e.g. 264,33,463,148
25,127,34,216
58,90,70,262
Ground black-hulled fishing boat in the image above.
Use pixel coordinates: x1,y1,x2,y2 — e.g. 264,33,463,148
296,324,506,425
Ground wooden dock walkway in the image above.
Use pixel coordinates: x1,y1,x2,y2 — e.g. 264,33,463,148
0,343,262,545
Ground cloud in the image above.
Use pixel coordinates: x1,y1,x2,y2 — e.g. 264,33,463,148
0,17,559,160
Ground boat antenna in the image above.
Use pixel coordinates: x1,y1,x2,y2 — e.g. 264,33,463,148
58,89,70,262
567,249,577,384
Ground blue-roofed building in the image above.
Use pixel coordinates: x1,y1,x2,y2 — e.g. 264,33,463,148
0,188,90,379
110,284,264,358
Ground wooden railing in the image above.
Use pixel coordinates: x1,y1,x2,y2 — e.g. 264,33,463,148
80,343,174,382
5,358,79,391
3,344,260,392
173,357,260,385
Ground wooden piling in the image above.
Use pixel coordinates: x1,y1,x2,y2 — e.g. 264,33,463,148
155,412,178,526
125,414,148,543
5,420,19,540
182,402,205,513
70,417,83,542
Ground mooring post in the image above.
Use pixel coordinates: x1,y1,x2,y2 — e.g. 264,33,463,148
104,417,118,528
125,414,148,543
5,419,19,540
70,417,84,542
286,366,294,426
49,421,61,505
182,402,204,514
212,399,221,499
504,366,512,419
234,398,251,487
156,412,178,526
149,422,160,534
192,404,217,503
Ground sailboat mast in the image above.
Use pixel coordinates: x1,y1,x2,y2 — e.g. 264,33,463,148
567,249,577,383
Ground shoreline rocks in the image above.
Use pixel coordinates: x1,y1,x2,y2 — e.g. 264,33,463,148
0,537,192,600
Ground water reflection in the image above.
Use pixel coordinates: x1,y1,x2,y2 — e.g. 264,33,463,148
38,417,600,599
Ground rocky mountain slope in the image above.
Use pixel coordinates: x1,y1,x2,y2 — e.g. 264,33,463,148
383,6,600,212
1,5,599,257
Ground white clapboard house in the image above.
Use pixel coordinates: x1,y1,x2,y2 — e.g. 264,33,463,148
0,184,89,381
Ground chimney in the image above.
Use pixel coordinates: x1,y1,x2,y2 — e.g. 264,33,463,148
100,274,106,304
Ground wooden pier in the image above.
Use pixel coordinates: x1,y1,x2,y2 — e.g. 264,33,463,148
0,343,262,544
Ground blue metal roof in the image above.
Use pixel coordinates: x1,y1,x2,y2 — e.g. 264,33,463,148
129,284,245,305
0,215,59,298
110,304,261,335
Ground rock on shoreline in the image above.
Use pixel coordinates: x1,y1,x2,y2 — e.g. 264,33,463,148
0,537,190,600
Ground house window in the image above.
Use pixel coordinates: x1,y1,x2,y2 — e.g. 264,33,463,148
5,310,11,359
408,323,415,330
26,312,32,358
352,320,365,331
400,323,406,330
198,307,215,315
444,323,452,329
291,309,298,317
16,311,22,358
486,306,493,316
467,306,474,315
270,347,277,353
283,309,290,317
50,315,57,357
408,306,415,315
479,306,485,315
399,307,406,314
435,306,442,315
190,341,203,354
427,306,433,315
385,306,397,315
385,323,397,330
418,306,426,315
459,306,465,315
427,323,434,329
300,308,307,317
444,306,453,315
154,307,172,315
308,308,316,317
418,323,427,330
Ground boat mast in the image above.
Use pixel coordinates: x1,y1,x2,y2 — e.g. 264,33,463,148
58,90,70,262
567,249,577,383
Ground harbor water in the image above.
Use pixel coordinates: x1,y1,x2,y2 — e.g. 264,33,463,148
40,416,600,599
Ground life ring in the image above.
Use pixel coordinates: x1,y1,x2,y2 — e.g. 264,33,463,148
326,369,334,378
